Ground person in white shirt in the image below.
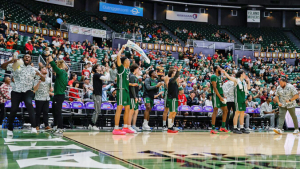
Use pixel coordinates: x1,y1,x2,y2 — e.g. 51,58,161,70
205,94,212,107
260,96,279,130
52,38,61,48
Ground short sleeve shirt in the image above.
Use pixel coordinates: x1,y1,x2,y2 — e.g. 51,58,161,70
7,63,39,93
210,74,223,94
34,77,51,101
275,83,298,108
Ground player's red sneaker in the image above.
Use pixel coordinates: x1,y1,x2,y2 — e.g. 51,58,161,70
112,129,126,135
210,129,219,134
167,128,179,133
220,127,231,133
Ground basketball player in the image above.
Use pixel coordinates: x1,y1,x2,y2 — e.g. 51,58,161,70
89,64,110,131
1,54,45,136
143,70,163,131
274,77,299,134
127,63,141,134
166,65,182,133
33,66,52,131
162,67,176,131
113,45,132,135
210,66,229,134
222,69,250,134
48,55,68,135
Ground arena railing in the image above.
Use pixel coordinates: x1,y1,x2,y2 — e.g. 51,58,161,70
112,32,142,42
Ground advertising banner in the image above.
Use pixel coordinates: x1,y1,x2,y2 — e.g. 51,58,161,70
99,2,143,17
36,0,74,7
166,10,208,23
247,10,260,23
92,29,106,38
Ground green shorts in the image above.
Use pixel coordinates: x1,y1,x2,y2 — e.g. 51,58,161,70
117,89,130,106
164,91,168,107
212,93,227,108
130,98,139,110
166,98,178,113
144,97,154,108
236,102,246,111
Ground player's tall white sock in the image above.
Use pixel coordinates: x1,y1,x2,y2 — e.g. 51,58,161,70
143,119,148,124
240,125,244,129
168,119,172,128
163,121,166,126
234,125,237,129
128,125,131,128
114,125,119,130
124,124,128,128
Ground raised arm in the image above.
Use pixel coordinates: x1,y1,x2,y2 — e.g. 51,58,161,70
1,58,16,70
221,69,236,83
117,45,126,67
169,66,182,83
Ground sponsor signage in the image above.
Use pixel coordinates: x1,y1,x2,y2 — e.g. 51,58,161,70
36,0,74,7
247,10,260,23
99,2,143,17
166,10,208,22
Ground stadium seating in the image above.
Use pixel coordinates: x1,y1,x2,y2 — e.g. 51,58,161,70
0,0,32,25
227,26,299,52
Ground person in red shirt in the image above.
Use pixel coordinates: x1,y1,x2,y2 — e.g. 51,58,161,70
247,56,252,63
241,56,248,65
213,52,218,59
207,55,212,61
260,91,268,105
6,37,15,49
157,29,161,34
69,81,82,102
188,31,193,37
178,87,187,106
25,40,33,54
82,63,91,79
68,73,77,86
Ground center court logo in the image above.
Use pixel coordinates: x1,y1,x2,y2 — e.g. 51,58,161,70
131,8,140,15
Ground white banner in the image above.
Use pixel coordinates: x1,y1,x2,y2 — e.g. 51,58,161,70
247,10,260,23
36,0,74,7
296,17,300,25
70,25,106,38
92,29,106,38
166,10,208,23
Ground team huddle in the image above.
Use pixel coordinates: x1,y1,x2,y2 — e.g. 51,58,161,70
113,45,300,135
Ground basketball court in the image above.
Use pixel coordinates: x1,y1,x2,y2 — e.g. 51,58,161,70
1,130,300,168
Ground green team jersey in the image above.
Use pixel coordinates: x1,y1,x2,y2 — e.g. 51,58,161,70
210,74,223,95
117,64,130,92
235,80,246,103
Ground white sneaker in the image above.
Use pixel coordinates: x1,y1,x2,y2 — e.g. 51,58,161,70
142,123,151,131
269,128,275,131
7,130,13,136
274,128,283,134
52,126,57,131
245,128,252,131
132,126,141,132
162,126,168,131
31,128,37,134
91,126,99,131
54,129,64,136
293,129,299,134
128,126,137,134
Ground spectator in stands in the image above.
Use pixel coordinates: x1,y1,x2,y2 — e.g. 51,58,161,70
30,15,36,22
108,88,116,103
64,43,72,54
109,63,117,83
205,94,212,106
9,28,18,36
52,38,61,48
36,15,42,22
90,54,98,65
0,20,7,38
63,54,71,66
25,40,33,54
68,73,77,86
83,78,93,99
260,96,279,130
6,37,15,50
246,95,256,108
260,91,268,105
241,56,248,65
82,64,91,79
187,91,199,106
0,77,11,127
102,83,114,102
69,81,82,102
178,87,187,106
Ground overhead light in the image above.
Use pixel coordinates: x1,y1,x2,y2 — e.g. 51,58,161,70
185,4,188,11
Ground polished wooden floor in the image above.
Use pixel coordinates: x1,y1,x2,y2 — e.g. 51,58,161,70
64,131,300,168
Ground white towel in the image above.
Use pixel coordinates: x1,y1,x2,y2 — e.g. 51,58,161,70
237,78,248,95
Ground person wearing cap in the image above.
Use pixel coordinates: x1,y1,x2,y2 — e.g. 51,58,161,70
108,88,116,103
260,96,279,130
274,77,299,134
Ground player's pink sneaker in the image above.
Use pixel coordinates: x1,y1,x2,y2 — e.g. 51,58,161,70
122,128,135,133
112,129,126,135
